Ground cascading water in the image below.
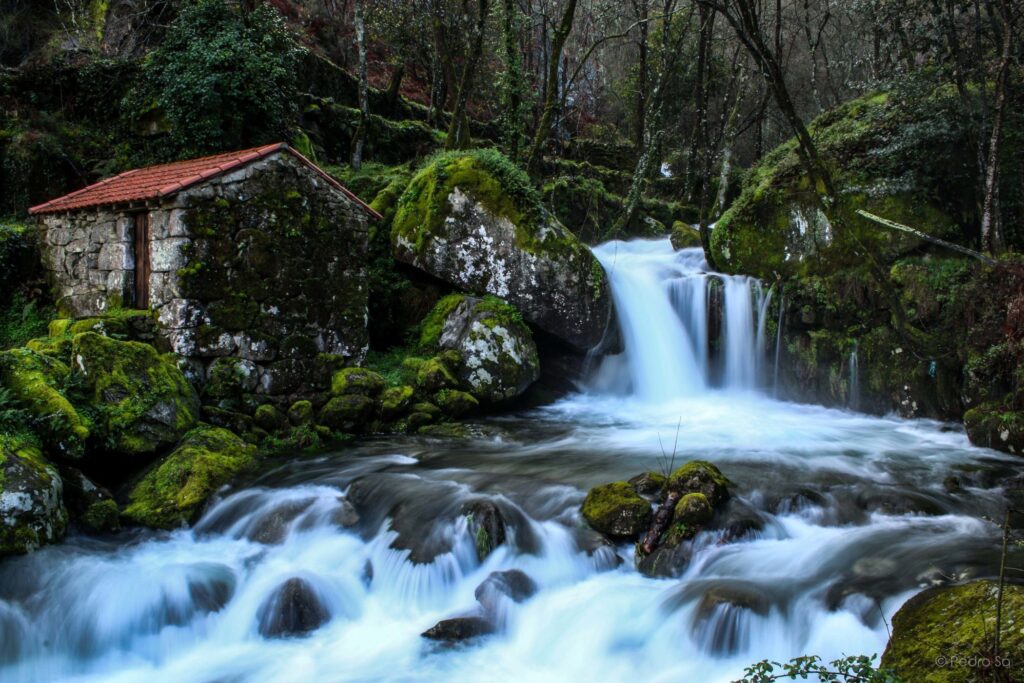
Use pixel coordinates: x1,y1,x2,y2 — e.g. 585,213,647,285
849,340,861,411
0,237,1018,683
591,239,770,397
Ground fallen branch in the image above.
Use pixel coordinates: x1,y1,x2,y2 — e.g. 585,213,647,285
639,491,681,555
855,210,996,266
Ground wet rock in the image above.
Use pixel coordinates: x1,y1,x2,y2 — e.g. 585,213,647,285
964,402,1024,455
332,498,360,528
123,424,258,530
668,460,730,506
715,498,767,542
380,386,414,420
581,481,652,539
629,471,666,497
59,467,119,534
287,400,315,426
421,615,495,642
670,221,702,250
0,435,67,556
391,151,611,351
882,580,1024,683
434,389,480,417
257,577,330,638
474,570,538,613
463,500,508,562
674,492,713,526
692,583,771,656
636,543,692,578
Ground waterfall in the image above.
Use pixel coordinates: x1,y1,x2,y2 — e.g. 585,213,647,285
590,238,769,398
848,340,860,411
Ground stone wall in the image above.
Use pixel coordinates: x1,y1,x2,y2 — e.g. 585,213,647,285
39,209,135,316
39,151,370,404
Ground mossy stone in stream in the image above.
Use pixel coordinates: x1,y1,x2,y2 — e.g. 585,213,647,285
415,355,459,394
668,460,730,506
882,580,1024,683
581,481,652,539
670,221,702,250
963,401,1024,455
435,389,479,418
0,434,67,556
674,493,713,526
380,385,414,420
123,424,258,529
318,394,375,432
286,400,314,426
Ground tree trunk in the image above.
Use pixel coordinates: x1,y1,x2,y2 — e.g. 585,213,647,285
351,0,368,171
385,63,405,116
499,0,526,157
980,0,1012,255
525,0,580,175
445,0,491,150
633,0,650,151
640,491,681,555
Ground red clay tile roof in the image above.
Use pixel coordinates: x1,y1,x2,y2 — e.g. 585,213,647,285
29,142,383,220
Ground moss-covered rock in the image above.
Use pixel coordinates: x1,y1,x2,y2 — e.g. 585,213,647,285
964,401,1024,455
435,389,479,418
203,357,258,403
0,348,89,457
674,492,713,526
71,332,200,456
318,394,375,432
123,424,258,530
82,499,120,534
0,434,67,556
629,471,667,496
331,367,387,398
418,423,471,438
670,221,702,250
415,355,460,394
391,149,611,351
380,385,414,420
427,295,540,404
253,404,289,433
287,400,314,426
581,481,652,539
67,309,156,342
882,580,1024,683
668,461,730,506
711,87,977,280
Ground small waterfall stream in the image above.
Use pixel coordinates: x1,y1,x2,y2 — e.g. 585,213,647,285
0,238,1016,683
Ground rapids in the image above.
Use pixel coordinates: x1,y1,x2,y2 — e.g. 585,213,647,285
0,238,1018,683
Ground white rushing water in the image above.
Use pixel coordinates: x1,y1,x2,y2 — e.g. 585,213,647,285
0,238,1015,683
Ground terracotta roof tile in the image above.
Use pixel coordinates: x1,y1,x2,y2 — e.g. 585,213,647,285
29,143,382,220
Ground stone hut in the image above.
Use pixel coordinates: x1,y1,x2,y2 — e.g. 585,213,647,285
29,142,381,400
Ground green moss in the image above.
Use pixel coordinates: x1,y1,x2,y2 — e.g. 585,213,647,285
0,295,53,351
48,319,72,337
123,424,258,529
435,389,479,417
668,460,730,506
0,348,89,456
318,394,375,432
287,400,314,426
392,149,545,255
964,401,1024,455
81,499,120,534
670,221,702,249
67,308,154,339
581,481,652,538
253,404,288,433
418,423,471,438
673,492,712,526
419,294,467,349
416,355,459,393
0,433,67,555
882,581,1024,683
70,332,199,455
380,385,414,419
331,367,387,397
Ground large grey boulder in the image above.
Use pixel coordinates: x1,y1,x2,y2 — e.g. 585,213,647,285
0,435,67,557
391,150,611,351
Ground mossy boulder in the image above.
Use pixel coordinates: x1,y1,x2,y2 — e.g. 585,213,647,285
253,404,289,433
415,355,460,393
318,394,375,432
380,385,414,420
428,295,540,404
71,332,200,456
123,425,258,530
882,580,1024,683
711,87,976,280
668,461,730,506
670,221,702,250
391,149,611,351
581,481,652,539
203,357,259,403
0,348,89,457
67,309,156,342
331,367,387,398
287,400,314,426
964,402,1024,455
673,492,713,526
435,389,479,417
0,434,67,556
